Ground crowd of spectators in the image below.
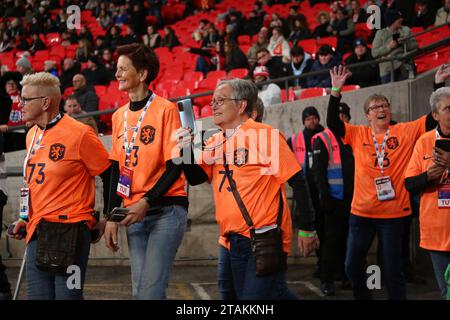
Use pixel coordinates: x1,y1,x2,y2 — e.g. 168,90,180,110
0,0,447,143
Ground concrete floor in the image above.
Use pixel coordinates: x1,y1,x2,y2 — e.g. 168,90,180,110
4,257,442,300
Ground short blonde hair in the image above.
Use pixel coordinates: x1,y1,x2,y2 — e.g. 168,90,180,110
20,72,61,103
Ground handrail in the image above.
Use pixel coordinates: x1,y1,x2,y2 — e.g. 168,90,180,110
6,35,449,133
401,22,449,41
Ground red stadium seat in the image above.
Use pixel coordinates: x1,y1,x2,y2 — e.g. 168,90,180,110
191,87,213,107
317,36,337,50
341,85,360,92
94,85,107,96
46,33,61,47
34,50,49,61
227,68,249,79
171,86,191,98
238,35,251,45
183,71,204,83
299,87,327,99
280,88,296,102
50,45,66,59
206,70,226,81
297,39,317,57
200,104,213,118
199,77,221,90
63,86,75,99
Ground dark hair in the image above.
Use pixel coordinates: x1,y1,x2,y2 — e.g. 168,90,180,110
318,44,334,56
291,46,305,57
256,47,270,56
116,43,160,85
66,94,80,104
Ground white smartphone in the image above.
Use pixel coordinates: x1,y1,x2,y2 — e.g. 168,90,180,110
177,99,197,134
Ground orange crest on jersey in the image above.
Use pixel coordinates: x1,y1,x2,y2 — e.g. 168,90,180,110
49,143,66,161
386,137,399,150
140,125,156,145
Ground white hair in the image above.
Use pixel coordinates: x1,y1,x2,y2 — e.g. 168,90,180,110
430,87,450,113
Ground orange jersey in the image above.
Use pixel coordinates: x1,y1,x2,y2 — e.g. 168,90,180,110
343,116,426,218
110,95,186,207
198,118,300,253
25,115,111,243
405,130,450,251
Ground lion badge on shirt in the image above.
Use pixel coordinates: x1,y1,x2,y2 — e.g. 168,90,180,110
49,143,66,161
140,125,156,145
234,148,248,167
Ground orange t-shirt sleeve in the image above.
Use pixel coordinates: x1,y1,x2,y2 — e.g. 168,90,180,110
79,127,111,176
405,139,424,179
342,122,360,146
162,103,182,162
397,115,427,141
109,110,122,162
273,131,301,184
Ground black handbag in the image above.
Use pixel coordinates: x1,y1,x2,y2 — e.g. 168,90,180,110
35,220,84,274
223,160,287,277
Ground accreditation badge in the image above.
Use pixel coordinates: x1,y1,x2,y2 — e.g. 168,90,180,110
117,166,133,199
374,176,395,201
437,183,450,208
19,187,29,220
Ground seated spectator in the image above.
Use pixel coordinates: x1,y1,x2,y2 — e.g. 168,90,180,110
287,5,307,33
15,57,33,76
192,19,210,42
16,34,30,51
344,38,380,87
60,30,73,47
245,10,263,37
269,13,285,31
268,27,291,63
29,33,46,55
82,55,112,86
412,0,437,29
313,11,332,39
372,10,418,84
201,23,221,49
28,16,43,35
113,6,129,26
161,26,180,50
253,65,282,107
224,40,249,73
435,0,450,26
78,26,94,44
143,25,161,49
10,18,24,38
72,74,99,113
75,38,91,63
130,2,146,35
285,46,313,89
60,58,81,92
288,15,312,47
101,49,116,80
44,60,58,78
0,33,14,53
64,95,98,134
306,45,341,88
93,35,107,57
329,7,355,54
254,48,288,87
189,40,225,77
225,11,244,43
247,28,269,68
105,26,123,52
349,0,367,24
122,25,141,45
97,9,112,30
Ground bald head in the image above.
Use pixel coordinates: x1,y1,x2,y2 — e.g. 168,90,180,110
73,74,86,90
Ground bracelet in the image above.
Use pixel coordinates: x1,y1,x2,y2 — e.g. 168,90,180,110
331,87,341,93
298,230,317,238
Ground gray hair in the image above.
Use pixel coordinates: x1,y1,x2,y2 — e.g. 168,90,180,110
430,87,450,113
363,94,390,114
217,78,258,114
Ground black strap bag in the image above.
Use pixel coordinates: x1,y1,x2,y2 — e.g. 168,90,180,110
223,161,287,277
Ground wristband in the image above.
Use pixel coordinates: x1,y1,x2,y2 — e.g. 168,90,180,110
298,230,317,238
331,87,341,93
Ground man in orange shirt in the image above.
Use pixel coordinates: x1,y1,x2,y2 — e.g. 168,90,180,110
9,72,111,300
326,65,448,299
176,79,318,300
405,85,450,299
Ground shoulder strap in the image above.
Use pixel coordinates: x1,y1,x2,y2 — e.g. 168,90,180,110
223,153,283,229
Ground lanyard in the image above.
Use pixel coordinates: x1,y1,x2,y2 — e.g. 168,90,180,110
23,114,62,183
123,93,155,166
372,128,390,175
436,127,440,140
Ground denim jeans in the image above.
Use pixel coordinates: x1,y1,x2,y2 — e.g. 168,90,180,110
345,214,406,300
127,205,187,300
227,233,297,300
26,225,91,300
429,250,450,299
380,68,406,84
217,245,237,300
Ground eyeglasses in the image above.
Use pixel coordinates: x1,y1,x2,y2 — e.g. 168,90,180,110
19,96,46,105
209,97,243,107
367,104,390,113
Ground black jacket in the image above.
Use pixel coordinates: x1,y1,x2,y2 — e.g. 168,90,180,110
344,51,380,88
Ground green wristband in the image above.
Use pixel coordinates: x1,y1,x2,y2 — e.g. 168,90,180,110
298,230,317,238
331,87,341,93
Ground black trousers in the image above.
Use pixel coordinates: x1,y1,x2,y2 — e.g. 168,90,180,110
0,200,11,294
320,199,350,284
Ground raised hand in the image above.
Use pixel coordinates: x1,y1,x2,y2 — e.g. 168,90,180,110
330,65,352,96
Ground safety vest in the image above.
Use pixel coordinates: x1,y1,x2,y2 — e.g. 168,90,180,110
292,132,308,173
312,128,344,200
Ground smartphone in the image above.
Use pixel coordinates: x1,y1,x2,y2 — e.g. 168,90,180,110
107,207,130,222
392,33,400,42
177,99,197,134
435,139,450,152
